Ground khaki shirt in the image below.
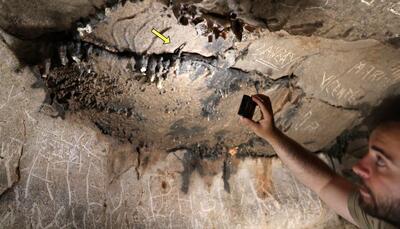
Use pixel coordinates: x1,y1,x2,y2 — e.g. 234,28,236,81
347,190,397,229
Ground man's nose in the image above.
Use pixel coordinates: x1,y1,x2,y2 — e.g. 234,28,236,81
352,155,372,179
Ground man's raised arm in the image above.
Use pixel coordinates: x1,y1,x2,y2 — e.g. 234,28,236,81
239,94,357,225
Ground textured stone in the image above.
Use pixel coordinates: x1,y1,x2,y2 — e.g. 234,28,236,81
61,27,400,156
0,41,355,228
0,41,27,195
233,31,318,79
188,0,400,46
0,40,109,228
81,0,234,56
0,0,106,39
104,152,349,228
280,98,360,152
235,32,400,107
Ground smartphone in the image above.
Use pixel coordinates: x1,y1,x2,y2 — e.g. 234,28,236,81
238,95,256,119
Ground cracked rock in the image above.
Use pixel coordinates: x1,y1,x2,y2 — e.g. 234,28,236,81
0,0,107,39
0,41,29,195
81,0,234,56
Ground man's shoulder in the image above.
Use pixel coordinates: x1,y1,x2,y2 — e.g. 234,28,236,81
347,190,397,229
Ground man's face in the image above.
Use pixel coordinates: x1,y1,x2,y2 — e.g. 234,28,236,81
352,122,400,225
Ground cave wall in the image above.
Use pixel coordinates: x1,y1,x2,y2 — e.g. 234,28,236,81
0,43,349,228
0,0,399,228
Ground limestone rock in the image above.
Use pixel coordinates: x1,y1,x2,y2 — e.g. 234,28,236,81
0,41,355,228
81,0,234,56
0,0,106,39
0,41,27,195
104,153,350,228
234,32,400,107
0,39,108,228
193,0,400,45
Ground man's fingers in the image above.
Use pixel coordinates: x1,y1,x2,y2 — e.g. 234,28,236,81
255,94,273,114
251,95,272,118
239,116,259,131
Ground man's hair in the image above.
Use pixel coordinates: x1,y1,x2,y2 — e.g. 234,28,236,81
366,95,400,131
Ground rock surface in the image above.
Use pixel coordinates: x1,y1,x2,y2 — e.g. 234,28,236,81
0,40,354,228
177,0,400,46
82,1,234,56
58,3,400,155
0,0,106,39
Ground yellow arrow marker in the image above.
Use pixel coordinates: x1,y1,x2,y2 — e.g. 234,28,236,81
151,28,170,44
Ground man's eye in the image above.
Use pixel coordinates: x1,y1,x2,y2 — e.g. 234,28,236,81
376,155,386,167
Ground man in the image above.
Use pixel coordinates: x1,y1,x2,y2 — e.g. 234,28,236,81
239,94,400,228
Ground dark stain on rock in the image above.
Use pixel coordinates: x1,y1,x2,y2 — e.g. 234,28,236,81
198,65,258,119
248,136,268,147
214,130,229,141
230,12,244,41
108,143,138,184
276,97,304,132
95,121,113,135
167,119,206,137
180,149,201,193
205,67,246,91
326,128,369,162
200,93,221,118
161,181,167,189
287,21,324,36
387,36,400,49
175,142,226,193
178,54,260,119
222,156,231,193
236,140,274,158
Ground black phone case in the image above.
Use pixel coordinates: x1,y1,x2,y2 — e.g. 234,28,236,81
238,95,256,119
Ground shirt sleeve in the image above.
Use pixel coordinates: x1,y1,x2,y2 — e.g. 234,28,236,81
347,190,397,229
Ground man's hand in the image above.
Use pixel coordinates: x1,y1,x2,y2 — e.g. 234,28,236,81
239,94,276,140
238,93,357,225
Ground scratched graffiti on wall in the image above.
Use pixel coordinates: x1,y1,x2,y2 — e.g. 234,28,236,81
105,160,329,229
320,72,364,104
317,59,400,105
360,0,400,16
251,44,298,71
0,120,109,228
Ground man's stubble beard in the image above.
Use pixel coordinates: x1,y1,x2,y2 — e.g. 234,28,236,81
359,188,400,226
